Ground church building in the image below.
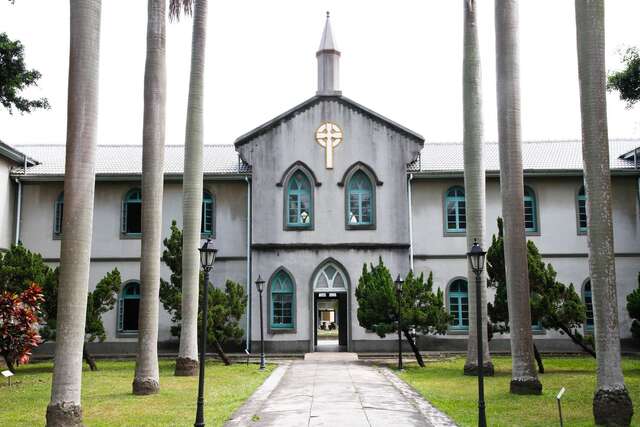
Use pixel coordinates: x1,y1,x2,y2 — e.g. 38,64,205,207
1,15,639,354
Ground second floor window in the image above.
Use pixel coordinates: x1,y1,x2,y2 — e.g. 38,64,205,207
287,171,312,228
53,192,64,237
577,185,587,233
347,170,373,226
445,186,466,232
122,189,142,236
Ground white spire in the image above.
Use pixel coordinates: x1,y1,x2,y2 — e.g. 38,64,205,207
316,12,341,95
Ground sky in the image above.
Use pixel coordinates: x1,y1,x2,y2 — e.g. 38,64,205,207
1,0,640,146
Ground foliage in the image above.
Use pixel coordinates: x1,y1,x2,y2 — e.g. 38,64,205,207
486,218,594,361
0,243,52,294
0,32,50,114
627,273,640,340
608,47,640,107
85,269,121,343
159,221,247,363
0,283,44,372
355,257,449,367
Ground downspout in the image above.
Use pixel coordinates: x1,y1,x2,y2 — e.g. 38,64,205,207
245,176,252,353
13,155,27,245
408,173,414,272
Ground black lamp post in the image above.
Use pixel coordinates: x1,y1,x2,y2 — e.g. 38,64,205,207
467,239,487,427
395,274,404,371
194,238,217,427
255,275,266,370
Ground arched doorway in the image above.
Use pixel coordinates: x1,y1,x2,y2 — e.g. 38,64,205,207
310,259,350,352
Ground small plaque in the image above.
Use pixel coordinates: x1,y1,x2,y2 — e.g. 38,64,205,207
1,370,13,378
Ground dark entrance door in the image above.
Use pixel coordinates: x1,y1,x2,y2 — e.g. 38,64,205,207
314,292,348,351
338,292,347,347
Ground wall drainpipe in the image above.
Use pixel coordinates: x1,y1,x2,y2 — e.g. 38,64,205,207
408,173,414,272
13,154,27,245
245,176,252,353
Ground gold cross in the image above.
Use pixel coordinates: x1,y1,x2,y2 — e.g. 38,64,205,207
315,122,343,169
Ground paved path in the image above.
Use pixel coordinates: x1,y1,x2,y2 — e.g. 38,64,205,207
226,353,457,427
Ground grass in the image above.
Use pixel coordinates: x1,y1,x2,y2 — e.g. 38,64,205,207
399,356,640,427
0,359,273,426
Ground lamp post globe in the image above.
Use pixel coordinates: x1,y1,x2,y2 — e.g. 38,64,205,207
395,274,404,371
255,275,266,370
194,238,217,427
467,238,487,427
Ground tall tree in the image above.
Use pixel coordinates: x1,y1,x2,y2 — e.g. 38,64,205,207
133,0,167,395
171,0,208,377
46,1,101,425
494,0,541,395
607,47,640,107
575,1,634,424
462,0,493,377
0,32,50,114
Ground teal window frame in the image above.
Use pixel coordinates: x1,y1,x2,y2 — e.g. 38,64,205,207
346,170,374,228
583,280,594,332
524,186,538,233
448,279,469,330
445,186,466,233
53,192,64,238
121,188,142,237
270,270,295,330
577,186,587,233
118,281,140,333
201,190,215,237
286,171,313,229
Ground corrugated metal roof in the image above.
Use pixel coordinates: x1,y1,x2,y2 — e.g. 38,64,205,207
412,139,640,174
11,144,250,177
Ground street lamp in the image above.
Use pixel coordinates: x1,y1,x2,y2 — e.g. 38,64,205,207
194,238,217,427
255,275,266,370
395,274,404,371
467,239,487,427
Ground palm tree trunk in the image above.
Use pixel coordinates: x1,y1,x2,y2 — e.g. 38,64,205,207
133,0,166,396
575,1,633,424
462,0,493,378
46,1,101,425
494,0,541,395
176,0,208,377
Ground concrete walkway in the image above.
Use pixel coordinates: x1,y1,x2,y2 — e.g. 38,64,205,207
225,353,457,427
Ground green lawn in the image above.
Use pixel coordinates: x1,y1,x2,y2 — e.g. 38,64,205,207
399,356,640,427
0,359,273,426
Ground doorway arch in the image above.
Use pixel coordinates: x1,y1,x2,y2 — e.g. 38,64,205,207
309,258,351,352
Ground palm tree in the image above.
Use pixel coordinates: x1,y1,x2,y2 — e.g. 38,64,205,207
46,1,102,425
132,0,167,395
575,1,633,424
171,0,208,376
494,0,541,395
462,0,493,377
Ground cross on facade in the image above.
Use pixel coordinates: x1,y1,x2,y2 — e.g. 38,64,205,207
315,122,343,169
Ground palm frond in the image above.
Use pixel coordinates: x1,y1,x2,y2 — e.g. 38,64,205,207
169,0,193,22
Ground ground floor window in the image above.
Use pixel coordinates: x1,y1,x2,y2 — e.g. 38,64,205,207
583,280,594,332
270,270,295,329
448,279,468,330
118,281,140,333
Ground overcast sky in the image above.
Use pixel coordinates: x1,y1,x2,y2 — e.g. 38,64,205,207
1,1,640,146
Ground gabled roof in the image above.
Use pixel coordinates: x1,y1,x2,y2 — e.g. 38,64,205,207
410,139,640,176
0,140,38,166
234,94,425,147
10,144,249,180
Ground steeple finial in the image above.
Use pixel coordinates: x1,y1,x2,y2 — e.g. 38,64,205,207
316,12,341,95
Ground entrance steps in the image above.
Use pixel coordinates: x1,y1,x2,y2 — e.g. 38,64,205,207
304,352,358,362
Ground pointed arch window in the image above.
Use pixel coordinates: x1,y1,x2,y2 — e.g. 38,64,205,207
347,170,374,227
583,280,594,332
314,263,347,292
448,279,469,330
577,185,587,233
445,186,466,233
270,270,295,329
118,281,140,333
121,189,142,236
286,171,313,229
53,192,64,238
524,186,538,233
201,190,215,237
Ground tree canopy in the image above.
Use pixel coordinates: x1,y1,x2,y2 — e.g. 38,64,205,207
608,47,640,107
0,32,50,114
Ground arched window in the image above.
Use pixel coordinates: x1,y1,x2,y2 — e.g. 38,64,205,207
524,186,538,232
445,186,466,233
313,262,347,291
118,281,140,333
201,190,215,237
583,280,594,332
53,192,64,237
286,171,312,228
121,189,142,236
448,279,469,330
270,270,295,329
577,185,587,233
347,170,373,227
